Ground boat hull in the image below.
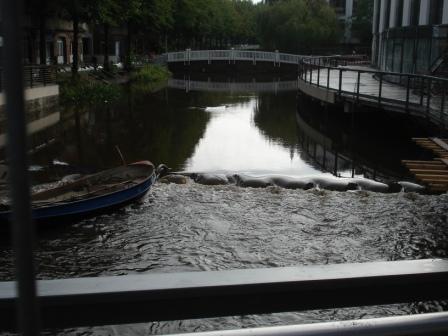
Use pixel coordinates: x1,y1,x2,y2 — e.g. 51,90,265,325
0,169,156,227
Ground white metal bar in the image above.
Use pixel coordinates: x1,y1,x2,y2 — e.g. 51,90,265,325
166,312,448,336
1,259,448,330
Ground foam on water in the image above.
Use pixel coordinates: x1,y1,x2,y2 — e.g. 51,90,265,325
1,182,447,335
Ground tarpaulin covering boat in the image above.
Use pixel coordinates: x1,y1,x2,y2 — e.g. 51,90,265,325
0,161,157,225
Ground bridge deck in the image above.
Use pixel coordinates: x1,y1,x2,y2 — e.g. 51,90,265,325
304,66,447,126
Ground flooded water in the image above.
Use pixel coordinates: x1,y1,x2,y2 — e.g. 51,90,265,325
0,74,447,335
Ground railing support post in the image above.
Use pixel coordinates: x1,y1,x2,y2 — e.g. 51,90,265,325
339,70,343,96
440,82,446,131
405,76,411,112
356,72,361,103
3,0,40,335
378,73,383,107
317,66,320,88
426,78,432,117
29,68,33,88
420,77,425,106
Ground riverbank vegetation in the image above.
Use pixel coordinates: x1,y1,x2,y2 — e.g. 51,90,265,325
59,77,121,109
131,64,172,93
131,65,171,84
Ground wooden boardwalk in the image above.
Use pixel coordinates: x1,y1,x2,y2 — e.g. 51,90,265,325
303,66,447,127
402,138,448,192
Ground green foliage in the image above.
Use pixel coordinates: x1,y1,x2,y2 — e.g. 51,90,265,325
256,0,340,53
37,0,348,58
60,77,121,108
352,0,374,44
131,64,171,83
130,64,172,93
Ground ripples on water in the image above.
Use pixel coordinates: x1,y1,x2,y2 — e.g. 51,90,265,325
1,182,447,335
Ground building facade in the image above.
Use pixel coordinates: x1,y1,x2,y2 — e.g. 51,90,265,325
372,0,448,75
1,12,126,67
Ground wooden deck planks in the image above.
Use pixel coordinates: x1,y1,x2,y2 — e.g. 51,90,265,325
413,138,448,158
403,138,448,192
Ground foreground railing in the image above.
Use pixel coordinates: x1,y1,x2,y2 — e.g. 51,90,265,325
300,56,448,128
171,312,448,336
1,259,448,331
0,65,57,92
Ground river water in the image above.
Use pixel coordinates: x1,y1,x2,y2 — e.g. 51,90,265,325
0,74,447,335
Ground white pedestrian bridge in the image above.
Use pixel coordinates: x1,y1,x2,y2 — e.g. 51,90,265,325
162,49,306,66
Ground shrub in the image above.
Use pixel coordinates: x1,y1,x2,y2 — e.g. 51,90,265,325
131,64,171,84
60,77,121,109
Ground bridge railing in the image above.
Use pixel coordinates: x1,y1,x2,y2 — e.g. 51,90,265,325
300,56,448,127
164,49,306,65
0,65,58,92
168,78,299,93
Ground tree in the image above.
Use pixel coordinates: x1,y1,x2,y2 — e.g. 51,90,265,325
57,0,92,76
351,0,374,45
256,0,340,53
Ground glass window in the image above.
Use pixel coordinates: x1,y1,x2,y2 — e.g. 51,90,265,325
383,1,391,30
416,38,430,72
396,0,404,27
402,38,415,73
430,0,444,25
410,0,420,26
57,39,64,57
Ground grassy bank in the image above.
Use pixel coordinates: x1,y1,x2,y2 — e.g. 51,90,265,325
131,64,171,93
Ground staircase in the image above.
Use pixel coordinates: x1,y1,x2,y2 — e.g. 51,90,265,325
430,48,448,78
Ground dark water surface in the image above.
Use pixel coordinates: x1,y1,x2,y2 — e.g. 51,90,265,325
0,75,447,335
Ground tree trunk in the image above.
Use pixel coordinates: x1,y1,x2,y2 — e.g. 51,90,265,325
39,0,47,65
125,20,132,72
72,15,79,77
103,23,110,71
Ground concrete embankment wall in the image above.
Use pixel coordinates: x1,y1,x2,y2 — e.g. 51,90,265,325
0,85,60,149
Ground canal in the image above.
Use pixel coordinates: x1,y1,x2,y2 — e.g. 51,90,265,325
0,73,447,334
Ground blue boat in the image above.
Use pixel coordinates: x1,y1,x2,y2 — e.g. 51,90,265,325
0,161,162,226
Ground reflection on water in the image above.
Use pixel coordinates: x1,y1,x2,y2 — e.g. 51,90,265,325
295,94,436,181
184,97,322,176
7,73,436,184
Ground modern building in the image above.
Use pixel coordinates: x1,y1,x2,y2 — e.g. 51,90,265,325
372,0,448,75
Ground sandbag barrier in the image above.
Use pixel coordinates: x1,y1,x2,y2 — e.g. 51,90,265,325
159,173,428,194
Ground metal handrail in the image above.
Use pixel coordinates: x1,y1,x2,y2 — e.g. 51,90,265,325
1,259,448,330
0,65,58,92
163,49,307,66
299,56,448,128
302,56,448,83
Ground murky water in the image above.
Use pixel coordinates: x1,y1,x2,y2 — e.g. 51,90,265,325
5,73,434,183
0,74,447,335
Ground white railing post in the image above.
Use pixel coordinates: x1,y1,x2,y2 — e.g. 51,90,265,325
187,48,191,65
275,50,280,67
